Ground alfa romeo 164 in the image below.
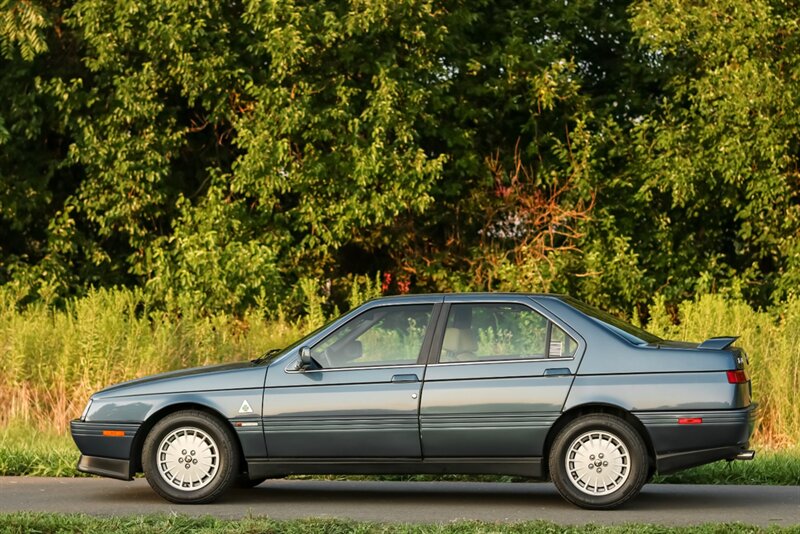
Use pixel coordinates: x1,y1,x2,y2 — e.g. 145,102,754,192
71,294,758,509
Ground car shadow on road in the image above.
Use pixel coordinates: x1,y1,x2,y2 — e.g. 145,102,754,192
218,481,779,511
94,480,785,514
233,481,568,507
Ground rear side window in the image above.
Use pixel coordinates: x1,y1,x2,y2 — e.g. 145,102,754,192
550,323,578,358
438,303,576,363
560,296,661,345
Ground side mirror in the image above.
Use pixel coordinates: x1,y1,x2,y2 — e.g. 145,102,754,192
299,346,314,370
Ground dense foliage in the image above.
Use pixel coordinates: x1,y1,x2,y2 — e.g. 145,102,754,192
1,0,799,316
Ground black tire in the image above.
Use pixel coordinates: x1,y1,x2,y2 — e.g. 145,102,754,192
142,410,239,504
549,414,648,510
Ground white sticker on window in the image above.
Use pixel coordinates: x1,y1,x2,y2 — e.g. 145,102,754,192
549,341,563,357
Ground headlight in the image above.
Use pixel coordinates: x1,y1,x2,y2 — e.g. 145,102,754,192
80,398,93,421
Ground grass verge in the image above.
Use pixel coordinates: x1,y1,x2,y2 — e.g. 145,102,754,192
0,426,88,478
2,425,798,485
0,513,796,534
651,450,800,486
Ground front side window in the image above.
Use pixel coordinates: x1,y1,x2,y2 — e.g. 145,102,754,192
311,304,433,368
439,303,576,363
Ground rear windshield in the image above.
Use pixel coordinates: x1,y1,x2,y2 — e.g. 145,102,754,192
560,296,662,345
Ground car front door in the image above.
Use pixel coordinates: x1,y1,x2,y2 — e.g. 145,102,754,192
263,299,441,458
419,295,583,459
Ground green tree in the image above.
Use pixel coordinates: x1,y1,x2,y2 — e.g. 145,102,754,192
626,0,800,304
2,0,798,318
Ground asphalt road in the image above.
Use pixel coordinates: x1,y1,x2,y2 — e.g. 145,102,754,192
1,477,798,526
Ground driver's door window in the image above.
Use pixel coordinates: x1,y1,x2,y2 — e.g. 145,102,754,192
311,304,433,368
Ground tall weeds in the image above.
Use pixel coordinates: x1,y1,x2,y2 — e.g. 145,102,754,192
0,288,303,434
645,295,800,448
0,289,797,449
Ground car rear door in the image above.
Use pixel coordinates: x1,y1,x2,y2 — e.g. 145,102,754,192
419,294,583,458
263,298,442,458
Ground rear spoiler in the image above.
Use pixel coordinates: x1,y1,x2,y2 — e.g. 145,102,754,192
697,336,738,350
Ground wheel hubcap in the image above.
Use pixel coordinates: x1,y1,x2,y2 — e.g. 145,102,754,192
157,427,219,491
565,430,630,495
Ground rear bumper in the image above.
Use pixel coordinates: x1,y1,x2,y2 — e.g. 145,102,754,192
635,404,759,474
77,454,133,481
654,445,753,474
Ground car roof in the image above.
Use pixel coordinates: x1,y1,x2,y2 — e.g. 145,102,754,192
358,292,568,306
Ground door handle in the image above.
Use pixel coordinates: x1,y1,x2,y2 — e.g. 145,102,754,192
543,368,572,376
391,374,419,383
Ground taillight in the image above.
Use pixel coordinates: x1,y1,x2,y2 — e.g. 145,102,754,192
726,369,748,384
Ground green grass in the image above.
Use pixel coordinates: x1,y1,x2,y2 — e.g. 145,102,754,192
2,424,798,485
651,449,800,485
0,425,88,478
0,514,796,534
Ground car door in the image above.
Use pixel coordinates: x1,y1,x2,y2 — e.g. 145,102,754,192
263,298,442,458
419,295,583,458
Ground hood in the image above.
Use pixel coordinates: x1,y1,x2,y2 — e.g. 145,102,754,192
94,361,266,399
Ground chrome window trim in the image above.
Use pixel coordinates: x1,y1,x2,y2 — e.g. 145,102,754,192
284,363,426,374
428,356,574,367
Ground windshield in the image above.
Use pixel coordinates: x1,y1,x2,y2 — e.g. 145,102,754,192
560,296,662,345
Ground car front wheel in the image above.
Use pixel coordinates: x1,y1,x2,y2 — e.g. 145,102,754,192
142,410,239,504
549,414,648,510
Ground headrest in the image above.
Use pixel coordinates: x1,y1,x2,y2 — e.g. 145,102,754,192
332,340,363,363
442,327,478,353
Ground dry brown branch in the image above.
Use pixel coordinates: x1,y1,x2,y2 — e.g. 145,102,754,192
480,138,595,275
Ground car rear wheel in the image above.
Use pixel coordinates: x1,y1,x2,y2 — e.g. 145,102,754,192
549,414,648,510
142,410,239,504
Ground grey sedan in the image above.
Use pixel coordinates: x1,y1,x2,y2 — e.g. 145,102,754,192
71,293,758,509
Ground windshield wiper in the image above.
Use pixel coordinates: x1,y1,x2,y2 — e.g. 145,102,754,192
251,348,283,365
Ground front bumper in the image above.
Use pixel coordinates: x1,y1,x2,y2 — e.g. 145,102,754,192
77,455,133,481
70,419,140,480
635,403,759,474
